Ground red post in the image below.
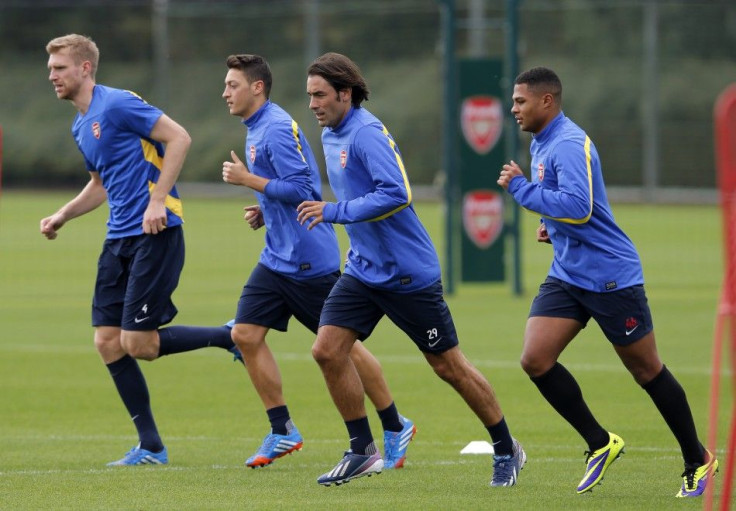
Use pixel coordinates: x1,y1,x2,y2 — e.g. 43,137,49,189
0,125,3,198
708,83,736,511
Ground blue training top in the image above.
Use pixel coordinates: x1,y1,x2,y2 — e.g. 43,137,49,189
507,112,643,292
243,100,340,278
72,85,183,239
321,106,440,292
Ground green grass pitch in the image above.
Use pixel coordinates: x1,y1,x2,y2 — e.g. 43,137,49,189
0,191,730,510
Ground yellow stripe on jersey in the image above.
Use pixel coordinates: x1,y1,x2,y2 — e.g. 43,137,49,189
124,89,145,102
141,139,184,219
291,120,307,163
543,136,593,225
370,125,413,221
141,138,163,169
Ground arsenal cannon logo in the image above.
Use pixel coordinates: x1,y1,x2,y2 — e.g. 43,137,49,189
462,190,504,249
461,95,504,155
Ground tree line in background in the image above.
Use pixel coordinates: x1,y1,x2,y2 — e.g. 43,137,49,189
1,0,735,189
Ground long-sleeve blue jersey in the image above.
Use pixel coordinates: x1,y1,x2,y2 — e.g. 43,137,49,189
73,85,183,239
321,106,440,292
507,112,643,292
243,100,340,278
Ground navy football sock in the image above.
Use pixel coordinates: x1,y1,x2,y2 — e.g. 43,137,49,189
266,405,291,436
531,362,609,451
345,417,374,455
377,402,403,432
642,365,705,466
487,416,514,456
158,325,234,357
106,354,163,453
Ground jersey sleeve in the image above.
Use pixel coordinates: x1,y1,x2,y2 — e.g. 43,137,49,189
508,138,593,224
108,91,163,138
324,125,411,224
81,154,95,173
262,121,314,203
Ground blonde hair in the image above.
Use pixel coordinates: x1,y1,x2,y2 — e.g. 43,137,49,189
46,34,99,79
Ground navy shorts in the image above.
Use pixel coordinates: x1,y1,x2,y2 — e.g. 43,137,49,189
529,276,653,346
319,273,459,354
93,226,185,331
236,263,340,333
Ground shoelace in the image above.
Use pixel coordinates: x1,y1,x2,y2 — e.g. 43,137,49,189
491,454,516,484
680,468,697,490
493,454,512,468
256,434,280,456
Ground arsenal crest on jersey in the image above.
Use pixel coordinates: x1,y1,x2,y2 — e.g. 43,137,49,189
460,95,503,155
250,145,256,163
92,122,101,140
537,162,545,182
340,149,347,168
462,190,504,249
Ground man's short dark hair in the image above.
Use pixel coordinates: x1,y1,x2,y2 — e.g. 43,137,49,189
226,54,273,98
515,67,562,104
307,52,370,107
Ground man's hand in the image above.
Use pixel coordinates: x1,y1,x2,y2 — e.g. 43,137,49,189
243,205,264,230
296,200,327,230
222,150,250,186
537,222,551,244
498,160,526,190
143,199,167,234
40,213,65,240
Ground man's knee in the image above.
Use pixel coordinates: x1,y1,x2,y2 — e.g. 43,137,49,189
519,343,559,377
311,337,334,365
312,327,355,366
94,331,118,352
120,330,158,361
231,324,263,352
94,326,125,362
520,352,543,377
426,347,465,383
